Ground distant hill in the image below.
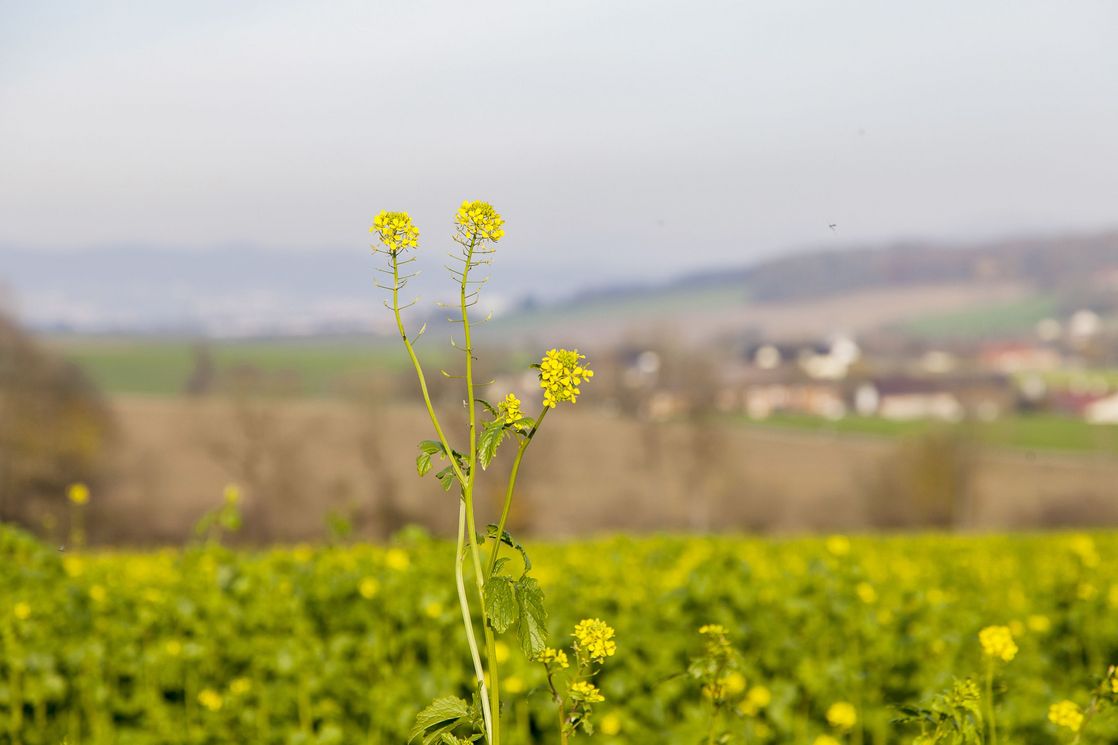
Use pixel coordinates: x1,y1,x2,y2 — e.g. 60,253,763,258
3,231,1116,337
591,230,1118,304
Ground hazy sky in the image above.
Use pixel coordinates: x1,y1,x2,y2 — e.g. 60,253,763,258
2,1,1116,285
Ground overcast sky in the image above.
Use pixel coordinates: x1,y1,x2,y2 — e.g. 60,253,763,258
2,1,1116,287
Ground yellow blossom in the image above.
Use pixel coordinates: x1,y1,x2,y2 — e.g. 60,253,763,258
13,601,31,620
198,688,223,712
813,737,841,745
539,348,594,408
89,585,107,604
385,548,410,571
573,618,617,662
1048,700,1083,732
856,582,877,604
223,483,240,505
229,677,252,696
826,702,857,730
698,624,728,636
825,535,851,557
503,675,525,694
165,640,183,657
494,641,510,664
569,680,604,704
599,712,622,735
68,483,90,505
740,685,771,716
536,647,570,669
455,200,505,243
498,393,526,428
358,577,380,599
370,211,420,254
979,625,1018,662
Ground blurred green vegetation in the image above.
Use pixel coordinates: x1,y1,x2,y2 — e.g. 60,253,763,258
3,527,1118,743
740,412,1118,454
44,336,418,396
898,295,1058,339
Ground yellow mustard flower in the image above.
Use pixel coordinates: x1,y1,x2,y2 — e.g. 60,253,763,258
223,483,240,505
89,585,107,604
68,483,90,505
385,548,410,571
498,393,526,428
229,677,252,696
698,624,728,636
856,582,877,604
573,618,617,662
539,348,594,408
826,701,857,730
1048,700,1083,732
813,737,841,745
370,211,420,254
13,601,31,620
198,688,223,712
503,675,525,694
598,711,622,735
536,647,570,668
979,625,1018,662
825,535,851,557
358,577,380,599
569,680,605,704
455,200,505,243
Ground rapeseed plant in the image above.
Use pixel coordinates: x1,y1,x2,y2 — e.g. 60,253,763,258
371,202,608,744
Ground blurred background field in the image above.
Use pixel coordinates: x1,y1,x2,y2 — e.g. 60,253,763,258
4,526,1118,744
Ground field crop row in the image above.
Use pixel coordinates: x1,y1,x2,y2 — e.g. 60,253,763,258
2,527,1117,743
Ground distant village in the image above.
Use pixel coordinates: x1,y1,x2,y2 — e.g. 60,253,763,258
595,308,1118,425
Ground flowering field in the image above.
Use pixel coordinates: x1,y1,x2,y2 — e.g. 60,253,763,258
3,526,1118,744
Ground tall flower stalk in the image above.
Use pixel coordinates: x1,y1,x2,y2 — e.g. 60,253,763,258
371,202,600,744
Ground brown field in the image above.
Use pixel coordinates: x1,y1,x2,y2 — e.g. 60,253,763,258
71,392,1118,545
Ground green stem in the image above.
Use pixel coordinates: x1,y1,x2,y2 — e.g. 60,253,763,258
986,663,998,745
390,252,466,486
456,500,493,741
486,405,549,578
390,250,489,739
458,234,501,745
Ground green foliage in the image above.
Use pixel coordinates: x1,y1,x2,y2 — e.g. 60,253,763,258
10,527,1118,743
409,696,483,744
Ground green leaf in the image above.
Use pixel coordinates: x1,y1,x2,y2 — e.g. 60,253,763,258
478,420,507,471
435,466,456,492
485,575,518,633
475,398,499,417
417,452,433,477
515,576,548,657
409,697,470,743
485,525,532,574
418,440,445,455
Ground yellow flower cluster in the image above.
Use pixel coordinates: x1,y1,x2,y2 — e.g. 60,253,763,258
68,483,90,505
1048,700,1083,732
539,348,593,408
574,618,617,662
826,702,857,730
740,685,771,716
698,624,728,636
569,680,604,704
13,601,31,620
198,688,223,712
498,393,525,427
979,625,1018,662
536,647,570,668
455,200,505,243
370,211,420,254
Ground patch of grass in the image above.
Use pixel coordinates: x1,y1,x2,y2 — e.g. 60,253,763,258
739,412,1118,454
45,336,416,396
900,295,1057,339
